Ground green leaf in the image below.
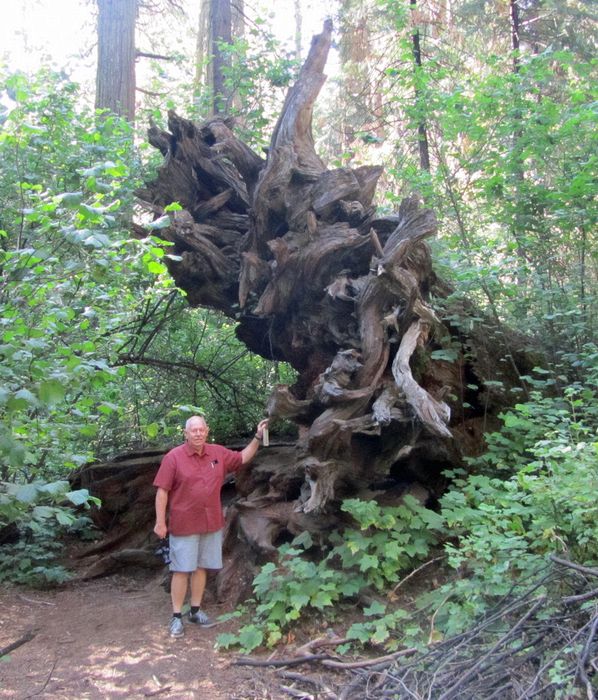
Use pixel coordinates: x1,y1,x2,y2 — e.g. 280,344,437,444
58,191,84,208
66,489,93,506
431,349,459,362
55,509,75,526
292,531,313,549
147,215,171,230
146,422,159,439
364,600,386,616
237,625,263,652
38,379,66,407
10,388,38,410
216,632,239,649
38,480,70,496
359,554,379,572
12,483,40,503
311,590,334,609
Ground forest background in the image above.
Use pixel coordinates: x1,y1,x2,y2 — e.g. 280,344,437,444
0,0,597,694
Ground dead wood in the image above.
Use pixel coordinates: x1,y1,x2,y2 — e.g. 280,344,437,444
233,653,331,668
340,556,598,699
294,635,351,656
0,629,37,658
70,21,543,604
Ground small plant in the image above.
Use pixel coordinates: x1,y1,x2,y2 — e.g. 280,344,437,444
421,351,598,638
0,479,100,586
217,496,445,653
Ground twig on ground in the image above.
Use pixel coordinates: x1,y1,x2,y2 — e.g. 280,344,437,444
562,587,598,604
391,555,445,594
23,657,58,699
0,629,37,658
294,635,350,656
576,612,598,700
144,687,173,697
277,669,337,696
17,594,56,606
437,596,546,700
280,686,314,699
322,647,417,670
338,674,367,700
234,653,330,668
551,555,598,578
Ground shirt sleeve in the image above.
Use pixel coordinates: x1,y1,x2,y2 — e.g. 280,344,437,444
219,446,243,474
153,450,176,490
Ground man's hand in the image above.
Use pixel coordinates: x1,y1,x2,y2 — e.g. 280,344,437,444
255,418,269,440
154,523,168,539
242,418,271,464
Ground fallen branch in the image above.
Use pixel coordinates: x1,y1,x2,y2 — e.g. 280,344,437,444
437,596,546,700
322,647,417,669
17,594,56,606
562,587,598,604
143,687,173,697
391,555,445,594
550,555,598,577
0,628,37,658
280,686,315,699
233,653,330,668
277,669,337,695
576,612,598,700
22,656,57,699
294,634,350,656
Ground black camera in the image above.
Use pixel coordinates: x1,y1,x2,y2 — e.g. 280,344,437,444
154,538,170,565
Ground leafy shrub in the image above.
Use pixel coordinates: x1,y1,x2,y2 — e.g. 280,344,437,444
217,496,445,652
422,349,598,637
218,350,598,654
0,479,100,586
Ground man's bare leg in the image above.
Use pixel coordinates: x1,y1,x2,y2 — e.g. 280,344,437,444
190,567,207,608
171,571,190,613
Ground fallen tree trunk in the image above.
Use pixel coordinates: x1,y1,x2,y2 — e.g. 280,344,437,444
73,21,541,603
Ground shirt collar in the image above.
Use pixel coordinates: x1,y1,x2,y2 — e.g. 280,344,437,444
184,441,206,457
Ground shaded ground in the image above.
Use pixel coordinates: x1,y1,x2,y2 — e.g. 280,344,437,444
0,570,305,699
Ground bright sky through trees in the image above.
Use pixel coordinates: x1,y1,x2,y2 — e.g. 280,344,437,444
1,0,93,74
1,0,336,77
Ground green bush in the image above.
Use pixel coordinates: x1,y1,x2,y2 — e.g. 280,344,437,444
0,479,100,586
423,349,598,637
217,495,444,652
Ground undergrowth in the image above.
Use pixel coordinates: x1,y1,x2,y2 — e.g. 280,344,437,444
0,480,100,586
217,347,598,659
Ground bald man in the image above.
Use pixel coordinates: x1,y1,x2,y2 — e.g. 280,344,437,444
153,415,269,637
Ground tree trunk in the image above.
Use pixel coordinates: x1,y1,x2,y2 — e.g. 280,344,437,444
95,0,137,122
410,0,431,172
210,0,232,115
78,21,542,603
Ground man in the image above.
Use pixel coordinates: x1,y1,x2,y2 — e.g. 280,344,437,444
153,415,269,638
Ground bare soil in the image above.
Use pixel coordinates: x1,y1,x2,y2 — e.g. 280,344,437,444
0,570,306,700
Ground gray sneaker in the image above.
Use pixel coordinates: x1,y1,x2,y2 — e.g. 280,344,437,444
169,616,184,637
189,609,216,628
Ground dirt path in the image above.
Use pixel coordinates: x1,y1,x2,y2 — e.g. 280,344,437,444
0,572,280,699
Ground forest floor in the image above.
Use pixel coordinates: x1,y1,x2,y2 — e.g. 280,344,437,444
0,568,345,700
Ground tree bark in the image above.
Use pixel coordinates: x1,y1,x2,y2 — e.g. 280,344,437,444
410,0,431,172
77,21,542,603
95,0,137,122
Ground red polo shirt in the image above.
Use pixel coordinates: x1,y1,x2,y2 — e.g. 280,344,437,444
153,442,243,535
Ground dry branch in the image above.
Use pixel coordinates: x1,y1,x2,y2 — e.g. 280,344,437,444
0,628,37,658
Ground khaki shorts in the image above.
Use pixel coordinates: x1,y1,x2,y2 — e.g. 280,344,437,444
168,531,223,572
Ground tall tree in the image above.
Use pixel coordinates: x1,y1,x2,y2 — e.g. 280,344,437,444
210,0,232,115
410,0,431,172
195,0,245,116
95,0,138,122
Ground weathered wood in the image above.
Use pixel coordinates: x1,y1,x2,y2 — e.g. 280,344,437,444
73,21,542,599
